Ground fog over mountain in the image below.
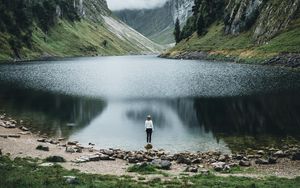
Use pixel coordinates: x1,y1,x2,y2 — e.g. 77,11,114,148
107,0,169,10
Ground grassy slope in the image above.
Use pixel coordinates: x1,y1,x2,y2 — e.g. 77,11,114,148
166,19,300,63
1,156,300,188
0,20,150,61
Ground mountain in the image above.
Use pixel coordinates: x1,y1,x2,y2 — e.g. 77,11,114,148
162,0,300,67
114,0,194,44
0,0,162,61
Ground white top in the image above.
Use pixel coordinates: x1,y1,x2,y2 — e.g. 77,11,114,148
145,120,154,130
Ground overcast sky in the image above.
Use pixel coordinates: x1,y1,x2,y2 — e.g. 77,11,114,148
107,0,169,11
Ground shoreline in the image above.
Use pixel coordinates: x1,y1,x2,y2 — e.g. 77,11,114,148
1,114,300,178
159,51,300,69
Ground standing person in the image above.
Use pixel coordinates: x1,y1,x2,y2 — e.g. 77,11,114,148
145,115,154,143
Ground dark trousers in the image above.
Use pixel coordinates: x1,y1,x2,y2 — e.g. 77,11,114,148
146,128,153,143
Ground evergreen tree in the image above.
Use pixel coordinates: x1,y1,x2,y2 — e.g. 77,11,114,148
196,15,205,36
174,18,181,44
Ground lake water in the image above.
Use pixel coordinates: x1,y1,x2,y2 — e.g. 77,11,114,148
0,56,300,153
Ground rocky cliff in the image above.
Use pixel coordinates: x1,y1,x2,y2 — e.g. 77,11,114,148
0,0,162,61
163,0,300,67
114,0,194,44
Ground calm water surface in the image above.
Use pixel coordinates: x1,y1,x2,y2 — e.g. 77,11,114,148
0,56,299,153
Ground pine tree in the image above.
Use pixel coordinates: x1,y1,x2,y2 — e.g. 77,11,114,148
196,15,205,36
174,18,181,44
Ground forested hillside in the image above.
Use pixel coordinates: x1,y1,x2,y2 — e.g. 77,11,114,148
0,0,161,61
163,0,300,67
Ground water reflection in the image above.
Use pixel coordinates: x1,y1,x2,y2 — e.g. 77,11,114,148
0,86,106,138
1,85,299,152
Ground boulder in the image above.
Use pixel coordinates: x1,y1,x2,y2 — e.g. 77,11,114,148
144,144,153,150
36,145,49,151
239,160,251,167
74,156,90,163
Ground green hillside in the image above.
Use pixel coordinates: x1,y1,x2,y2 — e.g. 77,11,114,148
0,0,161,61
163,0,300,65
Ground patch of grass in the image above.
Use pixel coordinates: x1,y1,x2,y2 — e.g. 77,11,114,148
1,156,300,188
127,163,157,175
168,19,300,64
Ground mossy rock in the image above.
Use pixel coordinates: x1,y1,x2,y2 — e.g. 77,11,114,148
144,144,153,150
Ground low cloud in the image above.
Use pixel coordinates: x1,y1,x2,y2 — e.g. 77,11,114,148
107,0,169,11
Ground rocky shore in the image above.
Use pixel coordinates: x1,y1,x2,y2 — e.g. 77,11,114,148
160,51,300,68
1,114,300,178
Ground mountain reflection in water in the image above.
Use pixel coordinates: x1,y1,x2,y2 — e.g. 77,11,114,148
0,86,299,152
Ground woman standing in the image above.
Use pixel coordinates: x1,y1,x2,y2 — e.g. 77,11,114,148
145,115,154,143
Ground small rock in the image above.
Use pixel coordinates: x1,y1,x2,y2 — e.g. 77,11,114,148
36,145,49,151
63,176,79,184
8,134,20,138
211,162,225,171
239,160,251,167
18,132,30,135
151,159,172,170
99,154,110,160
199,169,210,175
255,158,269,165
185,166,198,173
39,163,54,167
37,138,46,143
291,152,300,160
101,149,114,156
268,157,277,164
257,150,265,155
274,150,286,158
88,142,95,146
67,141,78,145
0,135,8,138
65,147,75,153
88,155,100,161
191,158,202,164
58,138,65,141
176,155,191,165
20,126,29,131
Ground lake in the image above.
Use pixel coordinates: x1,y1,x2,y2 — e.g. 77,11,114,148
0,55,300,153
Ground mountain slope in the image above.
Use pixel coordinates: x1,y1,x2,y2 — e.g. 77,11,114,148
114,0,194,44
162,0,300,67
0,0,162,61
